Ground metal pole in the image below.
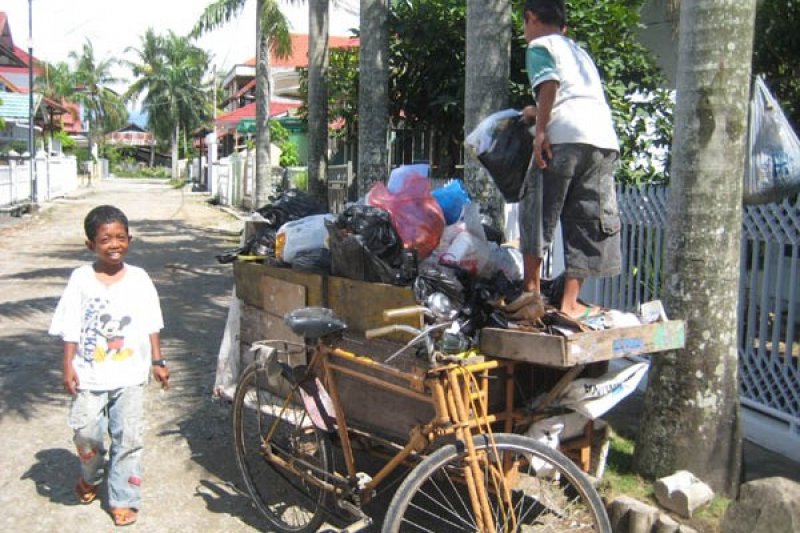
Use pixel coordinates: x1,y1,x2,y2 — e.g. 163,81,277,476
28,0,36,203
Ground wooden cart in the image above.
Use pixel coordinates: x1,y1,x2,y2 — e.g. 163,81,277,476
233,261,685,471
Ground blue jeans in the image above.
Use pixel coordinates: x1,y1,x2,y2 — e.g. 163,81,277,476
68,385,144,508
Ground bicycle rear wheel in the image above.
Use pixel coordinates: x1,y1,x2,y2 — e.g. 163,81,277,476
382,433,610,532
233,362,332,533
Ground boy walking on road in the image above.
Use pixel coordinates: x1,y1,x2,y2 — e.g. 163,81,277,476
49,205,170,527
518,0,622,320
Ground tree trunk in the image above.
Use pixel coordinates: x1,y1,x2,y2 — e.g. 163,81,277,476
357,0,389,197
308,0,329,205
171,124,179,181
464,0,511,228
632,0,756,497
254,0,273,209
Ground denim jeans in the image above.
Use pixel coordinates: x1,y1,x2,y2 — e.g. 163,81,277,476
68,385,144,508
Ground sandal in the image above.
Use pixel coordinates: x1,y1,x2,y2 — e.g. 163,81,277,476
110,507,138,527
576,305,604,321
75,478,98,505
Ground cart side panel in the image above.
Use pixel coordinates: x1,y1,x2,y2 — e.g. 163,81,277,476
480,321,686,367
480,329,566,366
327,276,420,336
234,261,325,308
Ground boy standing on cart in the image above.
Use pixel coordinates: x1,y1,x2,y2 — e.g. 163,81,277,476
517,0,622,321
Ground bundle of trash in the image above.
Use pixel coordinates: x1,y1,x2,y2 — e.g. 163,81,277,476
217,161,666,348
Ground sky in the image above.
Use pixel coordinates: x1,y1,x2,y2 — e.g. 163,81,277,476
3,0,360,83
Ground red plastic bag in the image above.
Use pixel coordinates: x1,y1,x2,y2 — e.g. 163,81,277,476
367,173,445,259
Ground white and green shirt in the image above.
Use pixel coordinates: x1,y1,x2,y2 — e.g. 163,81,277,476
526,34,619,152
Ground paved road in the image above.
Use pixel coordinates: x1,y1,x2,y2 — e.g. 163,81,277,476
3,178,797,533
0,179,269,532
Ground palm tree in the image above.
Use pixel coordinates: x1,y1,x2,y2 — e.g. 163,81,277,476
192,0,294,208
37,61,74,101
464,0,510,227
125,30,210,179
357,0,389,196
307,0,330,203
70,40,127,182
633,0,757,496
124,29,165,167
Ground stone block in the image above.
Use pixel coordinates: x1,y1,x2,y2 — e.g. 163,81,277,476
654,470,714,518
721,477,800,533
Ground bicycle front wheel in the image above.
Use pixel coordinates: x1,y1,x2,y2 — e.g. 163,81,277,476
233,362,332,533
383,433,610,532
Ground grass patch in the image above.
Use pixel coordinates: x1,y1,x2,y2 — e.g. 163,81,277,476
597,431,731,532
598,432,653,502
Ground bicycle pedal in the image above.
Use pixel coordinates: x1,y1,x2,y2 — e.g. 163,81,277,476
338,517,373,533
355,471,372,490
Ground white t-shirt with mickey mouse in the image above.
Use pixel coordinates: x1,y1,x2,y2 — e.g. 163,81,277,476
50,264,164,391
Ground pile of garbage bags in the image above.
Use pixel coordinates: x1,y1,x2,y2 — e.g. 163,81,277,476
217,164,537,334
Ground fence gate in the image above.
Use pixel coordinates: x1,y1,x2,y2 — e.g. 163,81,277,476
582,186,800,462
327,162,353,214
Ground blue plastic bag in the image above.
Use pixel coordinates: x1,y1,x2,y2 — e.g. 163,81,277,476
432,180,471,225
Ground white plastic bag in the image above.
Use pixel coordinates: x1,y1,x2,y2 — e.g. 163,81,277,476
554,362,649,419
275,214,335,264
465,109,522,156
438,204,490,276
744,76,800,204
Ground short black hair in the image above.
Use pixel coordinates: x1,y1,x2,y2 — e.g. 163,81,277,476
84,205,129,241
524,0,566,29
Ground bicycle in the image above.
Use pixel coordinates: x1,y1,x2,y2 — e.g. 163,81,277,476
232,303,611,532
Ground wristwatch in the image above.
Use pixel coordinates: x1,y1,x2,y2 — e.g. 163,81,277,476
152,359,167,368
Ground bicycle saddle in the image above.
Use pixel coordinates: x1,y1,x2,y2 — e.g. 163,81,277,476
284,307,347,339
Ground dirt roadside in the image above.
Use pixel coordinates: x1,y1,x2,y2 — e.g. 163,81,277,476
0,179,270,532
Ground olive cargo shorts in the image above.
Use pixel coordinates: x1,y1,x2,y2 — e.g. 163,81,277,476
519,143,622,279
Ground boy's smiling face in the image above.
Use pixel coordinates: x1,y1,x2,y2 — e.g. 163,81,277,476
87,221,130,268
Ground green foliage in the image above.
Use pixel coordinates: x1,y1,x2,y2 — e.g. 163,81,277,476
279,141,300,167
52,130,77,153
270,119,289,145
291,169,308,191
388,0,466,177
753,0,800,131
70,40,128,138
268,120,300,167
113,165,171,179
125,30,210,148
74,147,91,164
297,44,360,145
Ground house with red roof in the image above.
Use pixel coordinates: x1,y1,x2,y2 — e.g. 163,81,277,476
0,11,80,154
215,33,357,160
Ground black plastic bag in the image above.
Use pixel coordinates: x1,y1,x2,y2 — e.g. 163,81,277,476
335,204,402,262
291,248,331,274
328,222,403,284
413,264,466,306
466,110,533,203
256,189,326,227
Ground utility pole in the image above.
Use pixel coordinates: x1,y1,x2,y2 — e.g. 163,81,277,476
28,0,36,203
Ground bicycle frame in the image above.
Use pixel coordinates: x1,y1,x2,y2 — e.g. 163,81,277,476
256,335,520,531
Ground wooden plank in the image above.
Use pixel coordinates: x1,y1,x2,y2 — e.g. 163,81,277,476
327,276,420,336
260,277,306,344
566,321,685,364
234,262,326,309
480,321,686,367
480,329,566,366
233,261,265,308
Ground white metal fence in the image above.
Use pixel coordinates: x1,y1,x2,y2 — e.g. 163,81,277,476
0,153,79,208
584,185,800,460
